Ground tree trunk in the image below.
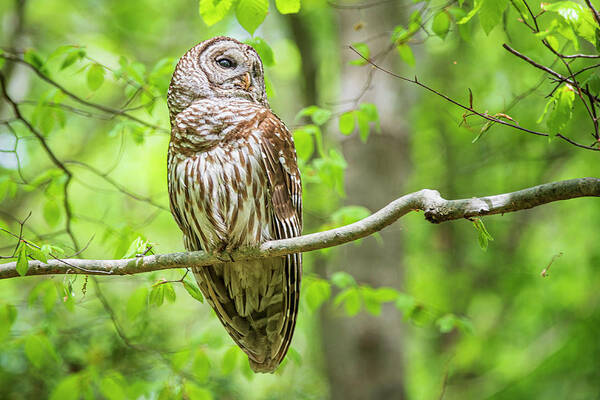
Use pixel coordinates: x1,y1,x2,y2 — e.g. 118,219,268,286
319,3,410,399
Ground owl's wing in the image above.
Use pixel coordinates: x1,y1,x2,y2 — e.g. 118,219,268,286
256,112,303,368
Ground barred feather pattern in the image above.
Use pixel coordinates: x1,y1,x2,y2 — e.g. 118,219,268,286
167,97,302,373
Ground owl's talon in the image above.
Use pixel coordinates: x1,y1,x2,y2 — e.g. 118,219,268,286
215,251,235,262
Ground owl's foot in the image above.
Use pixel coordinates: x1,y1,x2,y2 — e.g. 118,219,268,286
214,243,235,262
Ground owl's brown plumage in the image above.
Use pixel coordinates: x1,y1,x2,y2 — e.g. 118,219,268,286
166,37,302,373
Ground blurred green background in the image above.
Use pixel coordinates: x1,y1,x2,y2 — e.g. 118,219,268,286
1,0,599,399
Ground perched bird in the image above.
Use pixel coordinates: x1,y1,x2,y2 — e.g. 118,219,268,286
166,37,302,373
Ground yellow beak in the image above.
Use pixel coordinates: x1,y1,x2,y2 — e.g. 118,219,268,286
241,72,252,91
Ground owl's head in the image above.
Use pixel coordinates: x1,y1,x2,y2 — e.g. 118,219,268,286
167,36,268,116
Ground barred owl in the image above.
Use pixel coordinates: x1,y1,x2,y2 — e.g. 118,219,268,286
166,37,302,373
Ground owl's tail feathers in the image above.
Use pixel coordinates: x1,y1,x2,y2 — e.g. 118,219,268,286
192,254,300,374
248,358,280,373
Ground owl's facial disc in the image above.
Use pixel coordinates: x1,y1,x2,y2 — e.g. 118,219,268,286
167,37,269,117
198,40,266,104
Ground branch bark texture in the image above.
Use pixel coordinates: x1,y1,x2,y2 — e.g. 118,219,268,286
1,178,598,280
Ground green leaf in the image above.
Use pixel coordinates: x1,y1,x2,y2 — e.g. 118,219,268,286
472,218,494,251
43,198,61,227
16,247,29,276
397,44,415,66
304,279,331,312
99,373,127,400
171,349,191,369
360,287,382,316
28,245,48,264
312,109,332,125
479,0,508,35
184,383,213,400
436,314,458,333
199,0,234,26
374,287,400,303
432,10,452,39
193,350,211,381
356,110,370,143
50,375,81,400
149,284,165,307
163,282,177,303
296,105,332,125
545,35,560,52
24,49,46,72
122,236,149,258
339,111,355,135
275,0,300,14
334,288,361,316
183,279,204,303
87,64,105,91
293,128,314,162
395,293,416,314
547,85,576,133
244,37,275,66
49,245,65,258
59,48,86,70
330,271,356,289
542,0,598,45
126,287,148,319
24,334,58,368
236,0,269,35
0,49,5,70
222,346,240,374
313,149,347,196
349,42,370,66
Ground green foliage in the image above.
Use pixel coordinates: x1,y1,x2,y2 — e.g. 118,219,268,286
199,0,234,26
337,103,380,142
296,105,332,126
538,85,576,134
2,0,600,399
479,0,508,34
86,64,105,91
432,10,452,39
50,375,81,400
183,278,205,302
275,0,300,14
24,334,59,369
349,42,370,65
15,246,29,276
235,0,269,35
303,277,331,312
472,218,494,251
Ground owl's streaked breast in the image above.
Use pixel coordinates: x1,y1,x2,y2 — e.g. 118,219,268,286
168,132,273,251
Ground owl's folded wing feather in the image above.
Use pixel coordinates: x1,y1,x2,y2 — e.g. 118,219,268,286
255,112,303,369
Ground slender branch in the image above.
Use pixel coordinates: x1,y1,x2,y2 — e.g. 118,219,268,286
1,178,598,279
585,0,600,27
0,72,79,249
350,46,600,151
0,53,167,134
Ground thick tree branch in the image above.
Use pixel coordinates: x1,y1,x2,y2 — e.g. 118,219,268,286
1,178,598,280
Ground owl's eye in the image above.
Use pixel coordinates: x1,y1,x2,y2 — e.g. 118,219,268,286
216,58,236,69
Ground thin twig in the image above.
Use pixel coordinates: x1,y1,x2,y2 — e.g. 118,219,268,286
0,72,80,249
350,46,600,151
0,53,167,133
